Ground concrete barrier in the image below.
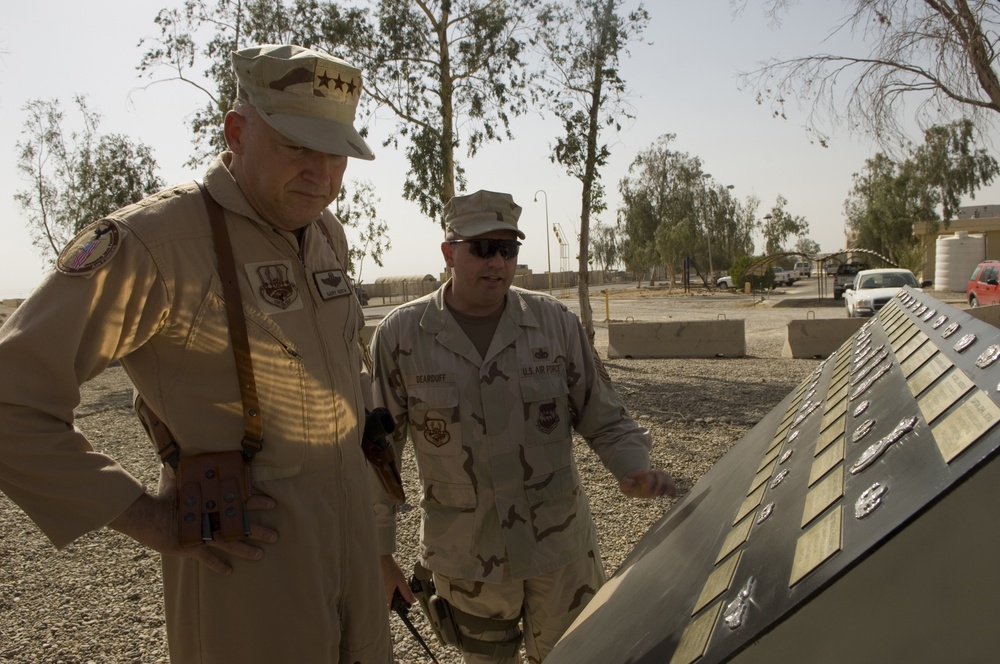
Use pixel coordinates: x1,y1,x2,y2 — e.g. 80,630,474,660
967,304,1000,327
607,319,746,358
782,317,866,359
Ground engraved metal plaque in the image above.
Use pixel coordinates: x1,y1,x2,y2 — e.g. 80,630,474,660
803,465,844,527
790,506,843,587
933,390,1000,463
917,368,976,425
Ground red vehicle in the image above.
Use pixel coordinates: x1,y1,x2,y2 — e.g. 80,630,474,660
967,260,1000,307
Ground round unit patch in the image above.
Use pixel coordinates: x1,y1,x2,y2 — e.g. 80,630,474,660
56,220,122,275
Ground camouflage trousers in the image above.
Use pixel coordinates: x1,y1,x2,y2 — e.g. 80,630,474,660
433,551,606,664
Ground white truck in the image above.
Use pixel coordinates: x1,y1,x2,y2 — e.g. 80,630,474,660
772,266,796,287
792,261,812,278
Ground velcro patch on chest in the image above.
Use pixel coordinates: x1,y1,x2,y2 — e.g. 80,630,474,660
313,269,352,300
56,220,123,276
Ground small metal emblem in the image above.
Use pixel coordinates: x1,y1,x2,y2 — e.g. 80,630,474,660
954,333,977,353
942,322,961,339
850,363,893,401
723,577,755,629
770,469,790,489
787,429,800,445
853,400,871,418
756,503,774,524
922,309,937,322
855,482,888,519
932,315,948,329
851,416,919,474
779,449,794,465
852,418,877,443
976,345,1000,369
915,305,928,316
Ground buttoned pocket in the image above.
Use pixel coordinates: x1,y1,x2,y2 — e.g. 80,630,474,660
519,374,573,478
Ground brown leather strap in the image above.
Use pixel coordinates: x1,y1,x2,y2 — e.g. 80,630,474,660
199,183,263,460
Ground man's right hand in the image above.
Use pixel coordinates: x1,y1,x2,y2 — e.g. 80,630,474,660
381,553,415,606
109,490,278,575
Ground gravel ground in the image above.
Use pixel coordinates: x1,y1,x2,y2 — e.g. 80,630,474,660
0,286,871,663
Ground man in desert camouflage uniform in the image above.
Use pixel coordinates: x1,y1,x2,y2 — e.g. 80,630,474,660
0,45,391,662
371,190,676,663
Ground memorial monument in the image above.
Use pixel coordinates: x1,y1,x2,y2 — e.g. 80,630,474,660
546,287,1000,664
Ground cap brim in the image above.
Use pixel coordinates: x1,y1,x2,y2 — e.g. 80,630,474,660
259,111,375,160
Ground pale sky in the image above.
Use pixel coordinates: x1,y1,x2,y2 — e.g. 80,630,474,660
2,1,998,299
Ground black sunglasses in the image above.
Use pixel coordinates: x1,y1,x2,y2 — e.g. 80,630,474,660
449,239,521,260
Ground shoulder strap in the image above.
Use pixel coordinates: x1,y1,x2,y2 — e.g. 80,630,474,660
198,183,263,460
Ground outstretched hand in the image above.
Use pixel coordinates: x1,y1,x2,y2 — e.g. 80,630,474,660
618,469,677,499
109,489,278,575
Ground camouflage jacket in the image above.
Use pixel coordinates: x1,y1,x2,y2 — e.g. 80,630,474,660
370,284,652,582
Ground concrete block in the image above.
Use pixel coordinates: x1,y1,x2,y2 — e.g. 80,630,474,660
967,304,1000,327
607,319,745,358
782,318,866,358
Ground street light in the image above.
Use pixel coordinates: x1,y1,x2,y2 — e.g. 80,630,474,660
533,190,553,294
763,213,773,255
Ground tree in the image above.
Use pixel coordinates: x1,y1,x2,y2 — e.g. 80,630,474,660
534,0,649,343
761,195,808,255
336,180,391,283
354,0,537,222
14,97,164,262
736,1,1000,148
844,119,998,268
795,236,821,257
139,0,537,225
590,220,619,274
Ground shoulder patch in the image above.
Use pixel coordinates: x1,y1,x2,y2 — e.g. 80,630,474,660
56,219,123,276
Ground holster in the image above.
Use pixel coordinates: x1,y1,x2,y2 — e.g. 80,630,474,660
362,407,405,504
175,451,252,547
409,563,523,657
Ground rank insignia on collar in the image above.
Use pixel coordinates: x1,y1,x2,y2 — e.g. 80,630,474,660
56,220,122,276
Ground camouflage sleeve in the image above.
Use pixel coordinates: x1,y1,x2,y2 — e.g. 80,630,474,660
563,307,652,480
368,314,408,555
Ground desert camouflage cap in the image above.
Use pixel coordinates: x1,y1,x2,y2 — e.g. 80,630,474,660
444,190,525,240
233,44,374,160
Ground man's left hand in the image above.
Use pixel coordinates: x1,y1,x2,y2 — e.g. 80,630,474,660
618,469,677,499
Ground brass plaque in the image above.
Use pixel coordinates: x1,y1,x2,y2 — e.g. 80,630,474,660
828,379,849,406
901,339,937,377
815,419,845,456
890,324,920,350
766,431,785,454
820,397,847,432
933,390,1000,463
749,457,779,494
718,513,755,563
809,437,845,486
907,352,952,398
918,368,976,425
790,506,843,587
756,444,781,473
734,481,767,526
692,550,742,615
897,333,930,365
802,465,845,527
670,601,723,664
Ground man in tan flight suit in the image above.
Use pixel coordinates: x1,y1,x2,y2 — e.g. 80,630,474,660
0,45,392,663
372,190,677,663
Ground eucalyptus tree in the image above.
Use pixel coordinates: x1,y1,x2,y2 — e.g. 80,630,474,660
534,0,649,340
15,96,164,262
737,0,1000,148
760,195,808,256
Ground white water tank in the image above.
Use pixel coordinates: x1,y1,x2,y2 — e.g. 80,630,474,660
935,231,985,291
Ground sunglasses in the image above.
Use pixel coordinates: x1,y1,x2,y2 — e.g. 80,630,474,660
449,239,521,260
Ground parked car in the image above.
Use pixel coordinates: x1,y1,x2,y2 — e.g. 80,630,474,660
793,261,812,278
772,266,796,287
716,275,734,289
832,261,869,300
967,260,1000,307
844,268,926,317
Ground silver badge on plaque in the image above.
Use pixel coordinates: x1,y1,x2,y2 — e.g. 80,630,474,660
770,468,790,488
922,309,936,322
779,449,794,465
852,418,877,443
787,429,800,445
855,482,888,519
853,400,871,418
756,503,774,524
976,345,1000,369
723,576,755,630
851,415,919,474
932,315,948,329
915,305,928,316
850,363,893,401
942,322,961,339
954,333,977,353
